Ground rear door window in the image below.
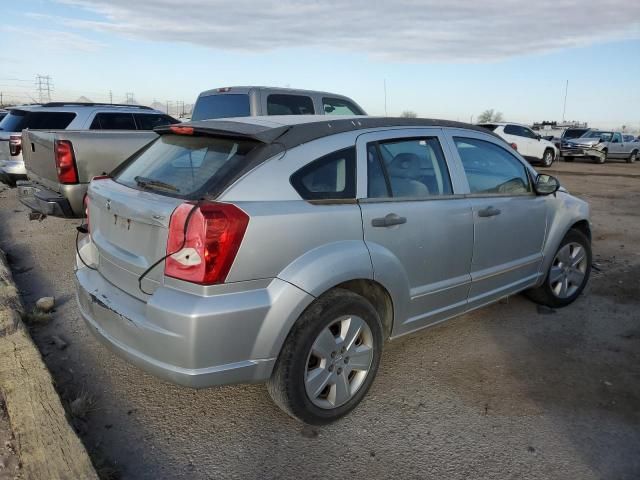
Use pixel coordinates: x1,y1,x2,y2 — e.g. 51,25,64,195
90,113,136,130
267,94,315,115
191,94,251,120
290,147,355,200
134,114,179,130
322,97,363,115
115,135,258,198
0,110,76,131
368,138,452,198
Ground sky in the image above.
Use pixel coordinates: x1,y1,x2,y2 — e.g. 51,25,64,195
1,0,639,129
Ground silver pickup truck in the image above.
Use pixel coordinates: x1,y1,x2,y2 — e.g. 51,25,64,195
561,129,639,164
18,130,158,217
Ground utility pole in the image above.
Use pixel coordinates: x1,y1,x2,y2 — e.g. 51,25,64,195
126,92,135,104
109,90,113,104
166,100,171,115
0,92,3,107
35,74,53,103
562,80,568,123
383,79,388,116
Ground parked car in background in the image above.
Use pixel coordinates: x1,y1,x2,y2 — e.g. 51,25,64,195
76,115,591,424
562,129,638,164
548,127,591,151
478,122,558,167
0,109,7,122
191,86,366,121
0,103,177,186
18,128,167,217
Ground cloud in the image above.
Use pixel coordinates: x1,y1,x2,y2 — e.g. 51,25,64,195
53,0,640,61
0,25,106,53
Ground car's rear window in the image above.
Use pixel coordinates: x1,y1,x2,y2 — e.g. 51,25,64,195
0,110,76,131
114,134,258,198
191,94,251,120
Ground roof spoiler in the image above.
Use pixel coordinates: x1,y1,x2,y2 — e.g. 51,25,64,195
154,121,291,144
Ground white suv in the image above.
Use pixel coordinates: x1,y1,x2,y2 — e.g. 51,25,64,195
478,122,558,167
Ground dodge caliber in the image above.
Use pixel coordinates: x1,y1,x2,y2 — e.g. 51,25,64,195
75,116,592,424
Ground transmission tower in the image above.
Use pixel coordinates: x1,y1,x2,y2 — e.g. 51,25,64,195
35,74,53,103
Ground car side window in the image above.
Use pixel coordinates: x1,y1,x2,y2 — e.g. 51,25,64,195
267,94,315,115
290,147,356,200
323,97,362,115
612,132,622,143
90,113,136,130
503,124,520,136
367,137,453,199
454,137,532,195
134,114,178,130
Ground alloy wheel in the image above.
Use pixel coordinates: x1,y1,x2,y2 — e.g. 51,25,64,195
549,242,588,298
305,315,374,409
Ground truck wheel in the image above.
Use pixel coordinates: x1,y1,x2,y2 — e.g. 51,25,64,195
540,149,554,168
267,288,383,424
628,150,638,164
594,150,607,164
525,229,591,308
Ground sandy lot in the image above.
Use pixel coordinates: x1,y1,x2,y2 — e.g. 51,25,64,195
0,160,638,480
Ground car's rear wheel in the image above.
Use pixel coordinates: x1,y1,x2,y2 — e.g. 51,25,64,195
628,150,638,164
541,148,554,167
267,288,383,424
525,229,591,308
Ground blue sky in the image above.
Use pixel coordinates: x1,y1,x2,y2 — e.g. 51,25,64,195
1,0,639,129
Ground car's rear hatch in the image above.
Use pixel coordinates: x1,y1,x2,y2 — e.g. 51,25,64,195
87,129,267,300
89,179,182,300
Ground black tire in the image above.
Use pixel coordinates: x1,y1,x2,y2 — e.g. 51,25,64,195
266,288,383,424
525,229,592,308
540,148,554,168
628,150,638,164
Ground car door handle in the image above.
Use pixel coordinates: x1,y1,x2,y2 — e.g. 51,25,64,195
372,213,407,227
478,206,501,218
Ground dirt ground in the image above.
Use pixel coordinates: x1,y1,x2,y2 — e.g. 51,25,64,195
0,160,638,480
0,391,21,479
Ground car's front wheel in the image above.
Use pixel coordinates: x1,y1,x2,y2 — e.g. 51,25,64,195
267,289,383,424
594,150,607,164
541,148,554,167
526,229,592,308
628,150,638,164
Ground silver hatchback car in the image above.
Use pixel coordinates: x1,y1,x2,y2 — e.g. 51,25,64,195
76,116,592,424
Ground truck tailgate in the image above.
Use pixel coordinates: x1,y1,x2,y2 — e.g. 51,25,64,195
22,130,159,192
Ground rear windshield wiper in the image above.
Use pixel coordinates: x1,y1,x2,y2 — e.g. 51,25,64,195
134,176,180,193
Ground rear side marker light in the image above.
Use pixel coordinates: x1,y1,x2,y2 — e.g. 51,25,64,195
9,135,21,156
510,142,518,151
55,140,79,184
165,202,249,285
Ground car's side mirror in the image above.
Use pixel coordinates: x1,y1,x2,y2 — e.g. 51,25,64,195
536,134,541,140
534,174,560,195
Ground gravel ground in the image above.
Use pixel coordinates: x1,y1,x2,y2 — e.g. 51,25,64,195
0,161,638,480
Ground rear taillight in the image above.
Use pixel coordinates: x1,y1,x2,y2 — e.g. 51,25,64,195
510,142,518,151
165,202,249,285
9,135,21,156
55,140,78,184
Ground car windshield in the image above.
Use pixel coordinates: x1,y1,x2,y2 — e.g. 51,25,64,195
0,109,76,131
115,134,259,198
581,130,613,141
563,129,588,139
191,94,251,120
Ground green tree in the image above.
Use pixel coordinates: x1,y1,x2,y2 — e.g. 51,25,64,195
478,109,503,123
400,110,417,118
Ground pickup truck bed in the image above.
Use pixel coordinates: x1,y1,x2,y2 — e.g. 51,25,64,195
19,130,157,217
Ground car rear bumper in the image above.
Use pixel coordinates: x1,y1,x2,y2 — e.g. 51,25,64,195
0,159,27,176
17,180,76,217
75,246,313,388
